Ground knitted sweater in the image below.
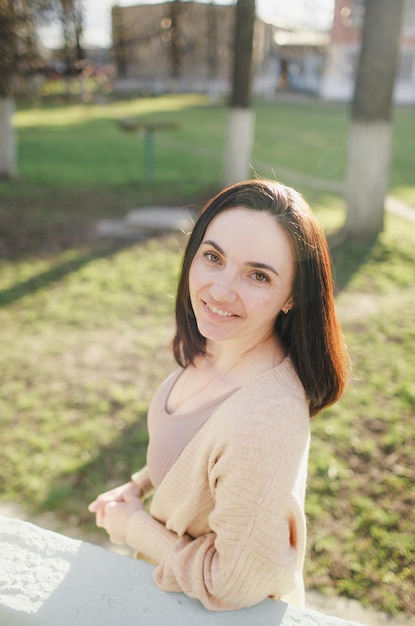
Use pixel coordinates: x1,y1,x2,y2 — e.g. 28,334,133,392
127,357,310,611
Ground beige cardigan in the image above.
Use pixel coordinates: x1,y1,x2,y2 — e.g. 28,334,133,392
127,357,310,611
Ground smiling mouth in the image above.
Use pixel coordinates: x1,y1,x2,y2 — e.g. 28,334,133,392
205,302,236,318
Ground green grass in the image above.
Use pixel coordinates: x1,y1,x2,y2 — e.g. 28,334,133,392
9,95,414,198
305,212,415,615
0,236,180,513
0,93,414,617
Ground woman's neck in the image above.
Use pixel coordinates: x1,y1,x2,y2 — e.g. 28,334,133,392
203,332,280,374
170,333,285,414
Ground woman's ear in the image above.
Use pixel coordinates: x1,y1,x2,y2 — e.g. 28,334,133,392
282,296,294,314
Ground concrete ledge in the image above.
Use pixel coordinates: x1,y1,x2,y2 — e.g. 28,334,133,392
96,206,195,239
0,516,364,626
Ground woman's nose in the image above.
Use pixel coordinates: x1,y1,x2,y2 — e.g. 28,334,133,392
208,271,237,302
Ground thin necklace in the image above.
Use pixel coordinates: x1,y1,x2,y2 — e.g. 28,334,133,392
174,335,269,411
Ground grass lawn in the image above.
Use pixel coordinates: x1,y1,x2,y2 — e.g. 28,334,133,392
0,93,414,617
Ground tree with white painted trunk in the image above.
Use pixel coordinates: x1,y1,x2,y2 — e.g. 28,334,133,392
224,0,256,185
344,0,406,238
0,0,17,179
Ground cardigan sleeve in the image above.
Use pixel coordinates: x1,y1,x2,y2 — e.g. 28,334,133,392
130,465,154,499
126,404,309,611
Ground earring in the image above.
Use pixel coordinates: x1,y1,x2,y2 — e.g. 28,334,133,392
283,308,290,315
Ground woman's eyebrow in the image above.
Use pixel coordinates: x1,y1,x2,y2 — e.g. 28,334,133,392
202,239,279,277
202,239,225,255
246,261,279,277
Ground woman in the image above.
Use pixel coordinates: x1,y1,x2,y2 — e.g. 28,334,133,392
89,179,348,611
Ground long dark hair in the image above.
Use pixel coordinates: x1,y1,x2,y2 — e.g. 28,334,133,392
173,179,348,416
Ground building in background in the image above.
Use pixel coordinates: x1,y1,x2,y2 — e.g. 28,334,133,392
111,1,330,98
321,0,415,103
111,0,415,104
271,28,330,95
112,1,234,95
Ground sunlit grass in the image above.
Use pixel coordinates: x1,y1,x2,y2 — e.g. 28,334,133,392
6,95,413,204
14,93,209,127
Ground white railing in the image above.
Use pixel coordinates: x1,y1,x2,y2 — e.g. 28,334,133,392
0,516,364,626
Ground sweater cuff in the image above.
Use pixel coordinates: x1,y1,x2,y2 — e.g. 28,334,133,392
126,510,177,564
131,466,154,499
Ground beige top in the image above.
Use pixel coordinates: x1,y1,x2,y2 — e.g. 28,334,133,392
128,357,310,611
146,368,238,487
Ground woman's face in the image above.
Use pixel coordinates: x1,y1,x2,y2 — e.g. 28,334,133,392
188,207,295,347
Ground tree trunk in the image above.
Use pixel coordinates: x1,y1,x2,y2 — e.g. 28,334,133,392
0,0,17,179
112,6,128,77
224,108,255,186
345,121,391,235
344,0,406,238
169,0,183,80
224,0,256,185
0,97,16,179
230,0,255,109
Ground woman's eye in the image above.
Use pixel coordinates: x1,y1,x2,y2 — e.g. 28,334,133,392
253,271,270,283
204,251,220,264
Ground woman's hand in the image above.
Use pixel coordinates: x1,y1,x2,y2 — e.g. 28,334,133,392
88,481,140,528
104,494,144,545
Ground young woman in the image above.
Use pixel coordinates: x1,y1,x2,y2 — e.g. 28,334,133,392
89,179,348,611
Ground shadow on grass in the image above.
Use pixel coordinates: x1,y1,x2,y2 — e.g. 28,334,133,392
328,230,378,293
40,409,149,527
0,239,141,308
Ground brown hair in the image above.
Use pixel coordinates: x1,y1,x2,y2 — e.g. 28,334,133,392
173,179,348,416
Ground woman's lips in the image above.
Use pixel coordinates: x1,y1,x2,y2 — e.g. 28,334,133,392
203,301,239,319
